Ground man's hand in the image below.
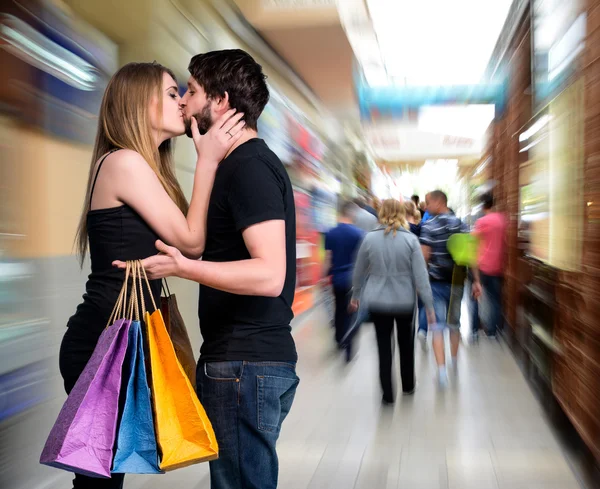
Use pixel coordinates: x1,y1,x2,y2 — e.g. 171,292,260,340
349,299,359,314
113,240,187,280
426,308,437,327
472,281,483,299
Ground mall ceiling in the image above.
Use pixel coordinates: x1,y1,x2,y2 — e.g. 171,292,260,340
232,0,356,116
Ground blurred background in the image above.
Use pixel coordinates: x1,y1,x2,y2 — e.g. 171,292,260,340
0,0,599,488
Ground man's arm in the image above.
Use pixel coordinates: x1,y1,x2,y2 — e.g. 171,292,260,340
421,244,431,263
420,221,433,263
181,219,286,297
129,220,287,296
471,266,482,298
114,156,291,294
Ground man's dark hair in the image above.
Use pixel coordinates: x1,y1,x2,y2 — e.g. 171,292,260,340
188,49,269,130
411,194,420,206
481,192,494,210
430,190,448,205
340,200,356,218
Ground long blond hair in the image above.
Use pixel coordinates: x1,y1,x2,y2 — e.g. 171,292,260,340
75,62,189,266
379,199,409,236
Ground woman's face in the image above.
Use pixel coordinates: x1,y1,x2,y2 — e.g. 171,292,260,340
151,72,185,141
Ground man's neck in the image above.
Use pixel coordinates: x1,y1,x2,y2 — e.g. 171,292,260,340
483,208,493,215
339,218,352,225
225,129,258,159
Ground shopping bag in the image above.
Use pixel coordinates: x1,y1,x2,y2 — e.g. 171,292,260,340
112,263,161,474
447,233,479,267
40,264,133,478
160,280,196,386
138,264,218,471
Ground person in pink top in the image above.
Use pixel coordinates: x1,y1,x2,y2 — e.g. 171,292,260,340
473,193,507,338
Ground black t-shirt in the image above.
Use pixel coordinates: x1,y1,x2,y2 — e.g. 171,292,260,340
198,138,297,363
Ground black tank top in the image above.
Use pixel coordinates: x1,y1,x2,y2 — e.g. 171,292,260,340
67,150,161,335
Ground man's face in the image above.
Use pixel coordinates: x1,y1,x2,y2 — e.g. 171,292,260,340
428,198,442,215
179,76,215,137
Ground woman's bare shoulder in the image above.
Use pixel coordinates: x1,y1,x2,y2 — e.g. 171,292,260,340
97,149,152,176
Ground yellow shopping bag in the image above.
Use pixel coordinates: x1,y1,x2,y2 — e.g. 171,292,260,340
136,262,218,471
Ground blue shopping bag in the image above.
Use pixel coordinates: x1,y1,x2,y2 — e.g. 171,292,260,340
112,320,161,474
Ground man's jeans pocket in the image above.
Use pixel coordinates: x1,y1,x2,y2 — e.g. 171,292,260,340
257,374,299,433
203,361,243,381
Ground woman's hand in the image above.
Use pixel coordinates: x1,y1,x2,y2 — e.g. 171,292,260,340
113,240,187,280
349,299,359,314
193,109,245,165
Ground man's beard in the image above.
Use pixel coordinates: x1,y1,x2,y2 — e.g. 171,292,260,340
184,101,213,137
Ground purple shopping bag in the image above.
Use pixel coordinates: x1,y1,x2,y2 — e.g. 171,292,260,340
40,318,131,478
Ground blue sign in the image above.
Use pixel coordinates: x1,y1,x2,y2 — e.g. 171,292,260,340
356,81,507,120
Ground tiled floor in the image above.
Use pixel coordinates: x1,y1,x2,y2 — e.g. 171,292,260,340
274,306,583,489
25,303,585,489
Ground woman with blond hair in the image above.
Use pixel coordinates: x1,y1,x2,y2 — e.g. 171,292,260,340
404,200,422,236
350,199,435,403
60,62,244,489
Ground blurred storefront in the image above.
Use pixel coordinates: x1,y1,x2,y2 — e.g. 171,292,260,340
477,0,600,461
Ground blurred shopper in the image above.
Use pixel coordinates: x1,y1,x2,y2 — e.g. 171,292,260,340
351,200,435,404
420,190,467,387
353,197,378,232
468,204,486,342
323,200,364,360
421,192,433,223
364,196,379,218
62,62,244,489
416,192,433,346
116,50,298,489
411,194,424,218
472,193,507,338
404,200,421,236
405,199,427,349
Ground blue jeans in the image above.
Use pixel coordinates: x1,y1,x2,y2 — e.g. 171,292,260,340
469,279,480,335
481,273,503,336
429,282,461,332
197,361,299,489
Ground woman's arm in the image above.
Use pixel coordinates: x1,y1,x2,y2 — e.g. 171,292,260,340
351,238,369,301
109,111,244,258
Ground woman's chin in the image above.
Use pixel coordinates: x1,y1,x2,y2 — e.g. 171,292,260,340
169,125,186,138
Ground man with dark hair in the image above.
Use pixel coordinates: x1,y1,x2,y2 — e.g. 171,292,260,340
420,190,467,387
185,49,270,134
324,200,364,361
472,193,507,338
140,49,298,489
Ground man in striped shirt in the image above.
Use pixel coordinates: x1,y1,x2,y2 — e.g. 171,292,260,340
419,190,467,387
